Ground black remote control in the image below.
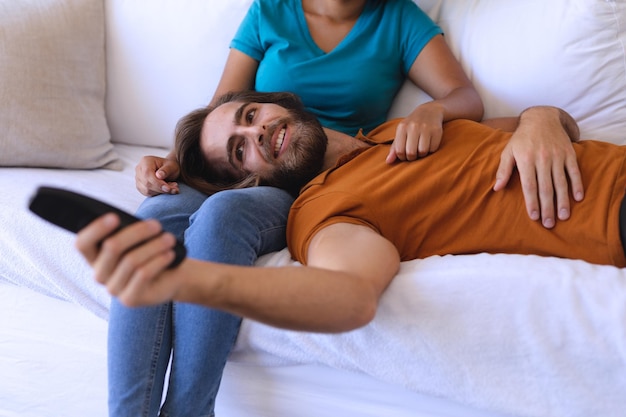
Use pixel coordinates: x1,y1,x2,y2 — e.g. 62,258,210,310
28,186,186,268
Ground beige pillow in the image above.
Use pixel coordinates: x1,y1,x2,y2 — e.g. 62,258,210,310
0,0,120,169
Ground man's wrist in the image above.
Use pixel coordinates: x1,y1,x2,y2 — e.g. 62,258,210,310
520,106,580,142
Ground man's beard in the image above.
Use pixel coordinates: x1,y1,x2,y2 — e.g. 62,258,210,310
259,108,327,195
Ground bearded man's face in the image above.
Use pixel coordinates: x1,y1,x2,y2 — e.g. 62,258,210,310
200,100,327,194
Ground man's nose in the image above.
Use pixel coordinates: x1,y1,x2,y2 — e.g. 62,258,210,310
242,124,266,146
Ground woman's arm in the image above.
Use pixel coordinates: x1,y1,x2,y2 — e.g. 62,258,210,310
387,34,484,162
210,49,259,105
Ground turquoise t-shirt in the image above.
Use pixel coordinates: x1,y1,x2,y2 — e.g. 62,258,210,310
230,0,442,135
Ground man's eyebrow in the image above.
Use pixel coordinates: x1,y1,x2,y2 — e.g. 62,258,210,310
233,102,249,126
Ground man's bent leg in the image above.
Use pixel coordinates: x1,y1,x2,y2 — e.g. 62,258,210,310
160,186,295,417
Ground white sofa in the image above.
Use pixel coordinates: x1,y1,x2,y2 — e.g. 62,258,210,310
2,1,626,416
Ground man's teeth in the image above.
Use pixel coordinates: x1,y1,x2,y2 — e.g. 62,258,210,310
274,127,285,157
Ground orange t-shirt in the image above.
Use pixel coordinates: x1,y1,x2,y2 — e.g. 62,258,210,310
287,119,626,267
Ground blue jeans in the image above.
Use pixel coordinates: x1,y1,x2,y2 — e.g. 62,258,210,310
108,184,294,417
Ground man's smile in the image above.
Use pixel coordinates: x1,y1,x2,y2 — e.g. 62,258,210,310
272,125,288,158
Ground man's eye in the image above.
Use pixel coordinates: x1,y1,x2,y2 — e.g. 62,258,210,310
235,143,244,162
246,109,255,123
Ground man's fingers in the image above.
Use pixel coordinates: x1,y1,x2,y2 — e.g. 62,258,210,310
75,213,120,263
566,156,584,202
552,166,571,221
536,169,556,228
553,156,584,221
78,219,163,285
493,148,515,192
519,164,541,222
116,251,177,307
103,231,176,297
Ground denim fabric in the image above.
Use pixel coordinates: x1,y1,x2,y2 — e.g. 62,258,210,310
107,184,294,417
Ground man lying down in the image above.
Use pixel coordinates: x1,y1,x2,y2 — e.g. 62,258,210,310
76,90,625,333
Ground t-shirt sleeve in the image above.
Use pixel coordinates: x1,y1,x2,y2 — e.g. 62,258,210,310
230,0,264,61
287,192,378,265
397,1,444,74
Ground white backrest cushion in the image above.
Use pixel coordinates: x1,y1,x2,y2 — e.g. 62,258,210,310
105,0,252,148
393,0,626,144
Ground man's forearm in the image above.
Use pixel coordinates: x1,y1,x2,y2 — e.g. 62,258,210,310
172,259,378,333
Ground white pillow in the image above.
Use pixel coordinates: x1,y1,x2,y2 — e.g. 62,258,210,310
0,0,119,169
437,0,626,144
391,0,626,145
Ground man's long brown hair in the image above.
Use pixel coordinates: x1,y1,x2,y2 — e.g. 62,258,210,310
175,90,308,196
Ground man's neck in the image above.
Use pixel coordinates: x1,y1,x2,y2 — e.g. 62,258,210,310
321,127,370,171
